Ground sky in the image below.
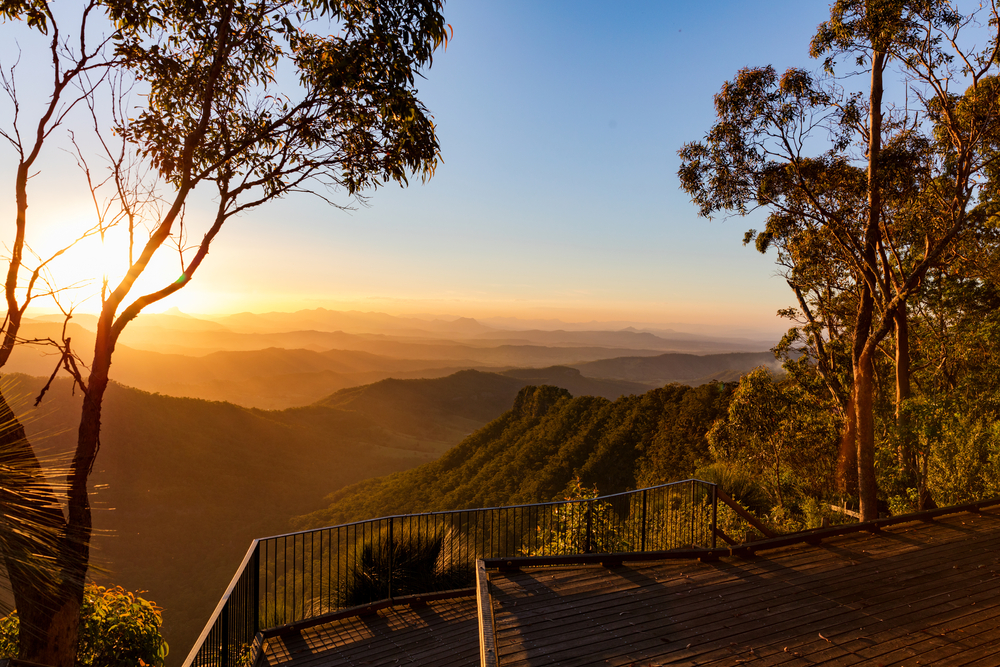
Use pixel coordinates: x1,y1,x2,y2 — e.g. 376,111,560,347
4,1,840,337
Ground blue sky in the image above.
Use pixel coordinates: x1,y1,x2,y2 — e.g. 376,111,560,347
8,1,839,335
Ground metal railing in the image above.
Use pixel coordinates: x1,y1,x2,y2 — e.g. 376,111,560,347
184,478,717,667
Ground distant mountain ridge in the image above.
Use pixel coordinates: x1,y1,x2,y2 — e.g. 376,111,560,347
470,329,773,353
15,309,777,410
209,307,493,336
573,351,780,384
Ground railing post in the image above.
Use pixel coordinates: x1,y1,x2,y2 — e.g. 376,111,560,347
641,489,648,552
251,543,260,636
387,518,394,601
690,481,695,547
711,483,718,550
585,500,593,553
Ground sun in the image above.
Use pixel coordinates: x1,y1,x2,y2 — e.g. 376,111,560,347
24,214,147,313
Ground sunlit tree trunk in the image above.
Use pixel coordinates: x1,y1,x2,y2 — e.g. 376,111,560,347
894,300,911,463
856,48,885,522
0,389,80,667
836,390,858,493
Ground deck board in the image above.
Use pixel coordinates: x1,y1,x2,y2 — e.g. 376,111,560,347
256,596,479,666
490,508,1000,666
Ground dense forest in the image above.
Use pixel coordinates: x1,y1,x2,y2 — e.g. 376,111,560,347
296,382,737,528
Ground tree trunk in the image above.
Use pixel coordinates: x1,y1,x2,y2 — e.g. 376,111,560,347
855,345,879,521
894,300,912,466
893,300,926,510
15,588,80,667
4,315,116,665
856,48,885,522
836,390,858,493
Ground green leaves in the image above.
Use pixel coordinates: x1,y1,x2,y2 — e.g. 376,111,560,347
0,0,50,33
115,0,446,199
0,584,168,667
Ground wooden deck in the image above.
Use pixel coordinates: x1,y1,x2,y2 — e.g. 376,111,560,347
255,595,480,666
487,507,1000,666
256,507,1000,666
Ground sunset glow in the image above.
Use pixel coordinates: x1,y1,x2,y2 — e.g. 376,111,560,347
4,0,830,337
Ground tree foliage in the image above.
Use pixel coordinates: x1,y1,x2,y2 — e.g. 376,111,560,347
680,0,1000,520
0,1,448,664
707,368,839,513
0,584,167,667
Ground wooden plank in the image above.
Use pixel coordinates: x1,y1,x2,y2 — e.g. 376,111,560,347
712,575,1000,666
497,516,1000,664
666,539,1000,664
664,541,1000,665
261,597,479,667
735,529,1000,665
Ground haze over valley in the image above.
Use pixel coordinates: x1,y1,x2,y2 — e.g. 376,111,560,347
13,307,778,409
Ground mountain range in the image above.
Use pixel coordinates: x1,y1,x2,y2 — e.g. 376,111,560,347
4,307,780,662
4,366,733,661
13,309,778,409
296,382,735,529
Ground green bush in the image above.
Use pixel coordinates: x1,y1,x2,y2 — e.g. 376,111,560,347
526,477,630,556
0,584,168,667
928,414,1000,506
694,462,772,516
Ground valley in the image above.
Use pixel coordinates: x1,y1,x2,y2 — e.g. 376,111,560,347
6,307,777,662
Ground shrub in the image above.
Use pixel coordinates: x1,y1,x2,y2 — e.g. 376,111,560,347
341,527,473,608
0,584,168,667
526,477,630,556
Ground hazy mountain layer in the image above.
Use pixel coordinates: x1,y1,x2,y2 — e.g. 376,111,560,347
296,382,735,529
470,329,774,353
572,351,780,384
209,307,492,336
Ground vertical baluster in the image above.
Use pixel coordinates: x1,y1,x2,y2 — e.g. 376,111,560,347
712,484,719,549
251,543,260,639
388,518,394,601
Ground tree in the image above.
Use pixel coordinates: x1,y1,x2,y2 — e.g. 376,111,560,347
679,0,1000,520
707,367,838,512
0,2,449,664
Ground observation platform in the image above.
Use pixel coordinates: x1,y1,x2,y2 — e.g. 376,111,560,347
255,505,1000,666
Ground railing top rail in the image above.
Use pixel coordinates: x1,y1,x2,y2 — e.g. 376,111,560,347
182,538,260,667
258,478,717,543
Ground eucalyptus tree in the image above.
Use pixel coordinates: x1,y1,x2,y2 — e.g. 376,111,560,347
707,367,839,513
679,0,1000,520
0,1,449,664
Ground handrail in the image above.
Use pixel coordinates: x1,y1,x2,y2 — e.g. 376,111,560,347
715,488,776,538
184,478,719,667
184,539,260,667
252,478,717,543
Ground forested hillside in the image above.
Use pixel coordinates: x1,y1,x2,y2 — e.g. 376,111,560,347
4,371,529,664
296,382,735,528
5,366,721,659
